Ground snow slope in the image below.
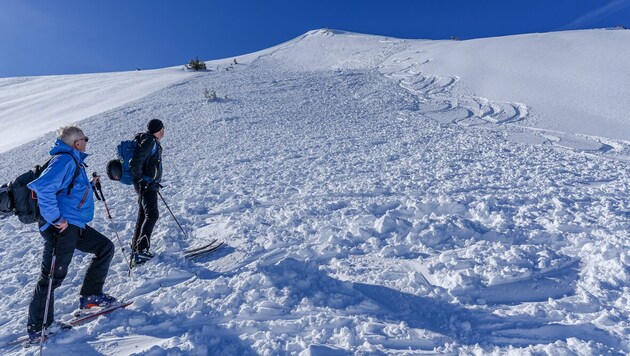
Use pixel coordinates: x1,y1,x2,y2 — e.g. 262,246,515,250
405,30,630,142
0,29,629,355
0,67,201,154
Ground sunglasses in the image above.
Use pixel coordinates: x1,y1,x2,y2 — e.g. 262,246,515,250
74,136,89,144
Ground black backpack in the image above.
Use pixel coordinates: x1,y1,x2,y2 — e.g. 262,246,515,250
0,153,81,224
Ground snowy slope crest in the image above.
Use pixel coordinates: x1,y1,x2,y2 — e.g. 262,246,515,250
0,29,629,354
260,28,411,71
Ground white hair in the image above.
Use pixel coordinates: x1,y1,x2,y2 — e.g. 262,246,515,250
57,125,85,147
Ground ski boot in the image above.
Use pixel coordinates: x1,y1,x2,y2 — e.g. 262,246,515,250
131,249,154,266
79,293,118,310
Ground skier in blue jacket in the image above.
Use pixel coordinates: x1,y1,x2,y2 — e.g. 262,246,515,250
26,126,117,343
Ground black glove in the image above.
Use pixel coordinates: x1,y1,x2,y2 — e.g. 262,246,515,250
134,180,148,193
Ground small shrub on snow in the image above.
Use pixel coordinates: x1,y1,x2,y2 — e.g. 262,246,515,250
204,89,217,102
186,57,206,71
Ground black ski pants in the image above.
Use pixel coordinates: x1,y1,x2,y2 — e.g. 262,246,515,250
27,224,114,333
132,186,159,252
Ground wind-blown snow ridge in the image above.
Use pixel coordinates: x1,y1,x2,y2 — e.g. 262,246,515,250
0,29,629,355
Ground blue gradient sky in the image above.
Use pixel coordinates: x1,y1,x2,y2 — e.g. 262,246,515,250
1,0,628,78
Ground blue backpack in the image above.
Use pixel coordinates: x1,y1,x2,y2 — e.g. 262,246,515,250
116,139,138,185
106,136,156,185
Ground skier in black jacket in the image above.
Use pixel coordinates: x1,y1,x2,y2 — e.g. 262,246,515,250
129,119,164,265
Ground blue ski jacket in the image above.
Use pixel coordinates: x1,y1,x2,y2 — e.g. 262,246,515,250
27,139,94,231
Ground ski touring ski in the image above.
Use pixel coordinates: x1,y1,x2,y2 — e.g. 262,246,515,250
8,301,133,348
69,300,134,326
184,239,218,254
184,240,224,259
7,326,70,348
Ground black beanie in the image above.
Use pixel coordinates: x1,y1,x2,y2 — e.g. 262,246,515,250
147,119,164,134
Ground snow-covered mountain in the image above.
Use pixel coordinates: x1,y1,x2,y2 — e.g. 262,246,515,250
0,28,629,355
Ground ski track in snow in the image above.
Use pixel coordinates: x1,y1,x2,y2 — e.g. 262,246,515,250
0,29,629,354
380,47,630,163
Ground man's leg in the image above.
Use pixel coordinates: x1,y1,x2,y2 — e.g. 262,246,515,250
76,226,114,297
27,225,80,333
138,189,159,251
132,197,146,252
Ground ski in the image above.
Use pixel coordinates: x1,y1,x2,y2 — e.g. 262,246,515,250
69,300,133,326
8,301,133,347
8,327,70,348
184,241,224,259
183,239,218,254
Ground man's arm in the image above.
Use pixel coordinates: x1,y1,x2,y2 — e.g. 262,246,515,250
27,155,75,226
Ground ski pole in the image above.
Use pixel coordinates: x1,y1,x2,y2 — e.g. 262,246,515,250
157,190,190,239
92,173,132,275
40,234,57,354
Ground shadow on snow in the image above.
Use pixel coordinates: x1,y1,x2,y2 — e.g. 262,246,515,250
262,258,618,350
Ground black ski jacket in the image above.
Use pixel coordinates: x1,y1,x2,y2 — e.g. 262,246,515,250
130,132,162,187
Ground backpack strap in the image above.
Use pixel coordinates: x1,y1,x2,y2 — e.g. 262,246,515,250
143,136,158,172
52,152,82,195
150,140,158,156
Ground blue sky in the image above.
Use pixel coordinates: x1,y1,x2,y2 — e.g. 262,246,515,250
0,0,629,78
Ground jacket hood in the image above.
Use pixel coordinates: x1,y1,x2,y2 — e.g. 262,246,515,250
49,138,89,163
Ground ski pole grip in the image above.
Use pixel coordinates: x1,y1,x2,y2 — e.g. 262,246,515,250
92,172,103,191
